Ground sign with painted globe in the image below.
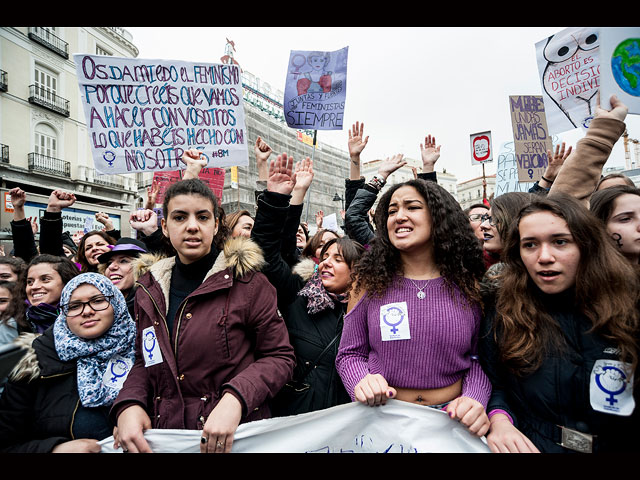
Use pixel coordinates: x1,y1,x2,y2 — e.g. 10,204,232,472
611,38,640,97
599,28,640,114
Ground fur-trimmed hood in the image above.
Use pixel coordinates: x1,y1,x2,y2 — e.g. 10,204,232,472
8,332,42,383
133,236,266,307
291,256,318,283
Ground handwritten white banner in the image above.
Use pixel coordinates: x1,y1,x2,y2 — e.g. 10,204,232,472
73,54,249,175
99,400,490,453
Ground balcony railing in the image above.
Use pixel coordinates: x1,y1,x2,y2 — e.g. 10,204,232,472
28,152,70,177
0,70,7,92
28,84,70,117
1,144,8,164
28,27,69,59
78,165,137,191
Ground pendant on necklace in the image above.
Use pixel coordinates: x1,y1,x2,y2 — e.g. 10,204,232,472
417,291,426,299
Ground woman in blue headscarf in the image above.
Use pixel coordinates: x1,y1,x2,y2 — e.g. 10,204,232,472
0,273,136,453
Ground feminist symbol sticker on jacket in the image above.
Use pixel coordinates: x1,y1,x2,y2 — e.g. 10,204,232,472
102,354,133,390
142,326,163,367
379,302,411,341
590,359,635,416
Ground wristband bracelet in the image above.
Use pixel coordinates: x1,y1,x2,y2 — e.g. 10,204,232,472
541,175,554,184
488,409,514,424
368,175,386,192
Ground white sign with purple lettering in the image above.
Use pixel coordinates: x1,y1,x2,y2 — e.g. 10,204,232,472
73,54,249,175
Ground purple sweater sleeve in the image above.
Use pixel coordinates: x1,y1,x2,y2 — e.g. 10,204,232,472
335,292,372,400
460,307,492,407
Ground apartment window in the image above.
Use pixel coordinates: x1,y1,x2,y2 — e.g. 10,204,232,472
35,123,58,158
96,45,112,56
34,64,58,103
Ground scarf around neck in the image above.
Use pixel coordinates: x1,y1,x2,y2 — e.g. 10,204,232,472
298,268,347,315
25,301,59,334
53,273,136,408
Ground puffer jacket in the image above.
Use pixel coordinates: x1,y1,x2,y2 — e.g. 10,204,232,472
0,330,112,452
109,236,295,430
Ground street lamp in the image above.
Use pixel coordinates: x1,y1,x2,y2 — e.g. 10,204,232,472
333,192,344,210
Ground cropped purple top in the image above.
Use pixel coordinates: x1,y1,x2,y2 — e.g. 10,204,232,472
335,276,491,406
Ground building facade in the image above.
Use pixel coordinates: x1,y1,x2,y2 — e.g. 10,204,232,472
0,27,139,247
361,157,458,209
456,174,495,211
1,29,351,250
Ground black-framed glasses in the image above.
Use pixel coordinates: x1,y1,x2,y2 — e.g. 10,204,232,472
61,295,113,317
480,214,498,226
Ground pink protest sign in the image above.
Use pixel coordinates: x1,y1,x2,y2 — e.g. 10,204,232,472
153,167,225,206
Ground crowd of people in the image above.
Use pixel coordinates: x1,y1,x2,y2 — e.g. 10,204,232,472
0,94,638,454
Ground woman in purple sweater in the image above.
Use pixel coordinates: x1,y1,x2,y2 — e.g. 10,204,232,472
335,179,491,437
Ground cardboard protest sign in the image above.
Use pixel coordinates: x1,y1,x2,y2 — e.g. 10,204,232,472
598,28,640,112
509,95,553,183
470,131,493,166
152,167,225,206
284,47,348,130
73,54,248,175
536,27,600,134
495,141,535,196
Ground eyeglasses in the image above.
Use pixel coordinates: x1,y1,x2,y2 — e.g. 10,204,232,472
480,214,498,227
468,213,484,222
61,295,113,317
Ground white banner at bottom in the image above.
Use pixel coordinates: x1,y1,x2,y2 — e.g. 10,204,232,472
99,400,490,453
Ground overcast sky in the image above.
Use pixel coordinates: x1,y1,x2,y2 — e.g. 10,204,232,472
125,26,640,183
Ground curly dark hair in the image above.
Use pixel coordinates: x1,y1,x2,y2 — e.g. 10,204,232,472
352,179,485,306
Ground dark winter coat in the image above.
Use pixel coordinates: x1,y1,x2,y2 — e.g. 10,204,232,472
109,236,295,430
251,190,351,416
479,289,640,453
0,329,112,452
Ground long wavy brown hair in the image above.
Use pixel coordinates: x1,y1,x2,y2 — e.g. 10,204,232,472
352,179,485,307
494,193,640,376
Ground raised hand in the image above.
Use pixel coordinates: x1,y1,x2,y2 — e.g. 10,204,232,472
291,157,314,205
293,157,314,192
267,153,296,196
129,209,159,236
181,148,208,179
145,179,160,209
255,136,273,181
377,154,407,181
348,121,369,159
420,134,441,172
9,187,26,210
47,189,76,213
95,212,114,232
595,93,628,123
541,142,572,188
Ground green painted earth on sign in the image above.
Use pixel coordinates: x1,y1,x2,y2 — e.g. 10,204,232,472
612,38,640,96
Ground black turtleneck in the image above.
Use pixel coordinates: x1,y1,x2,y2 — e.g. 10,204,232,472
166,247,218,336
